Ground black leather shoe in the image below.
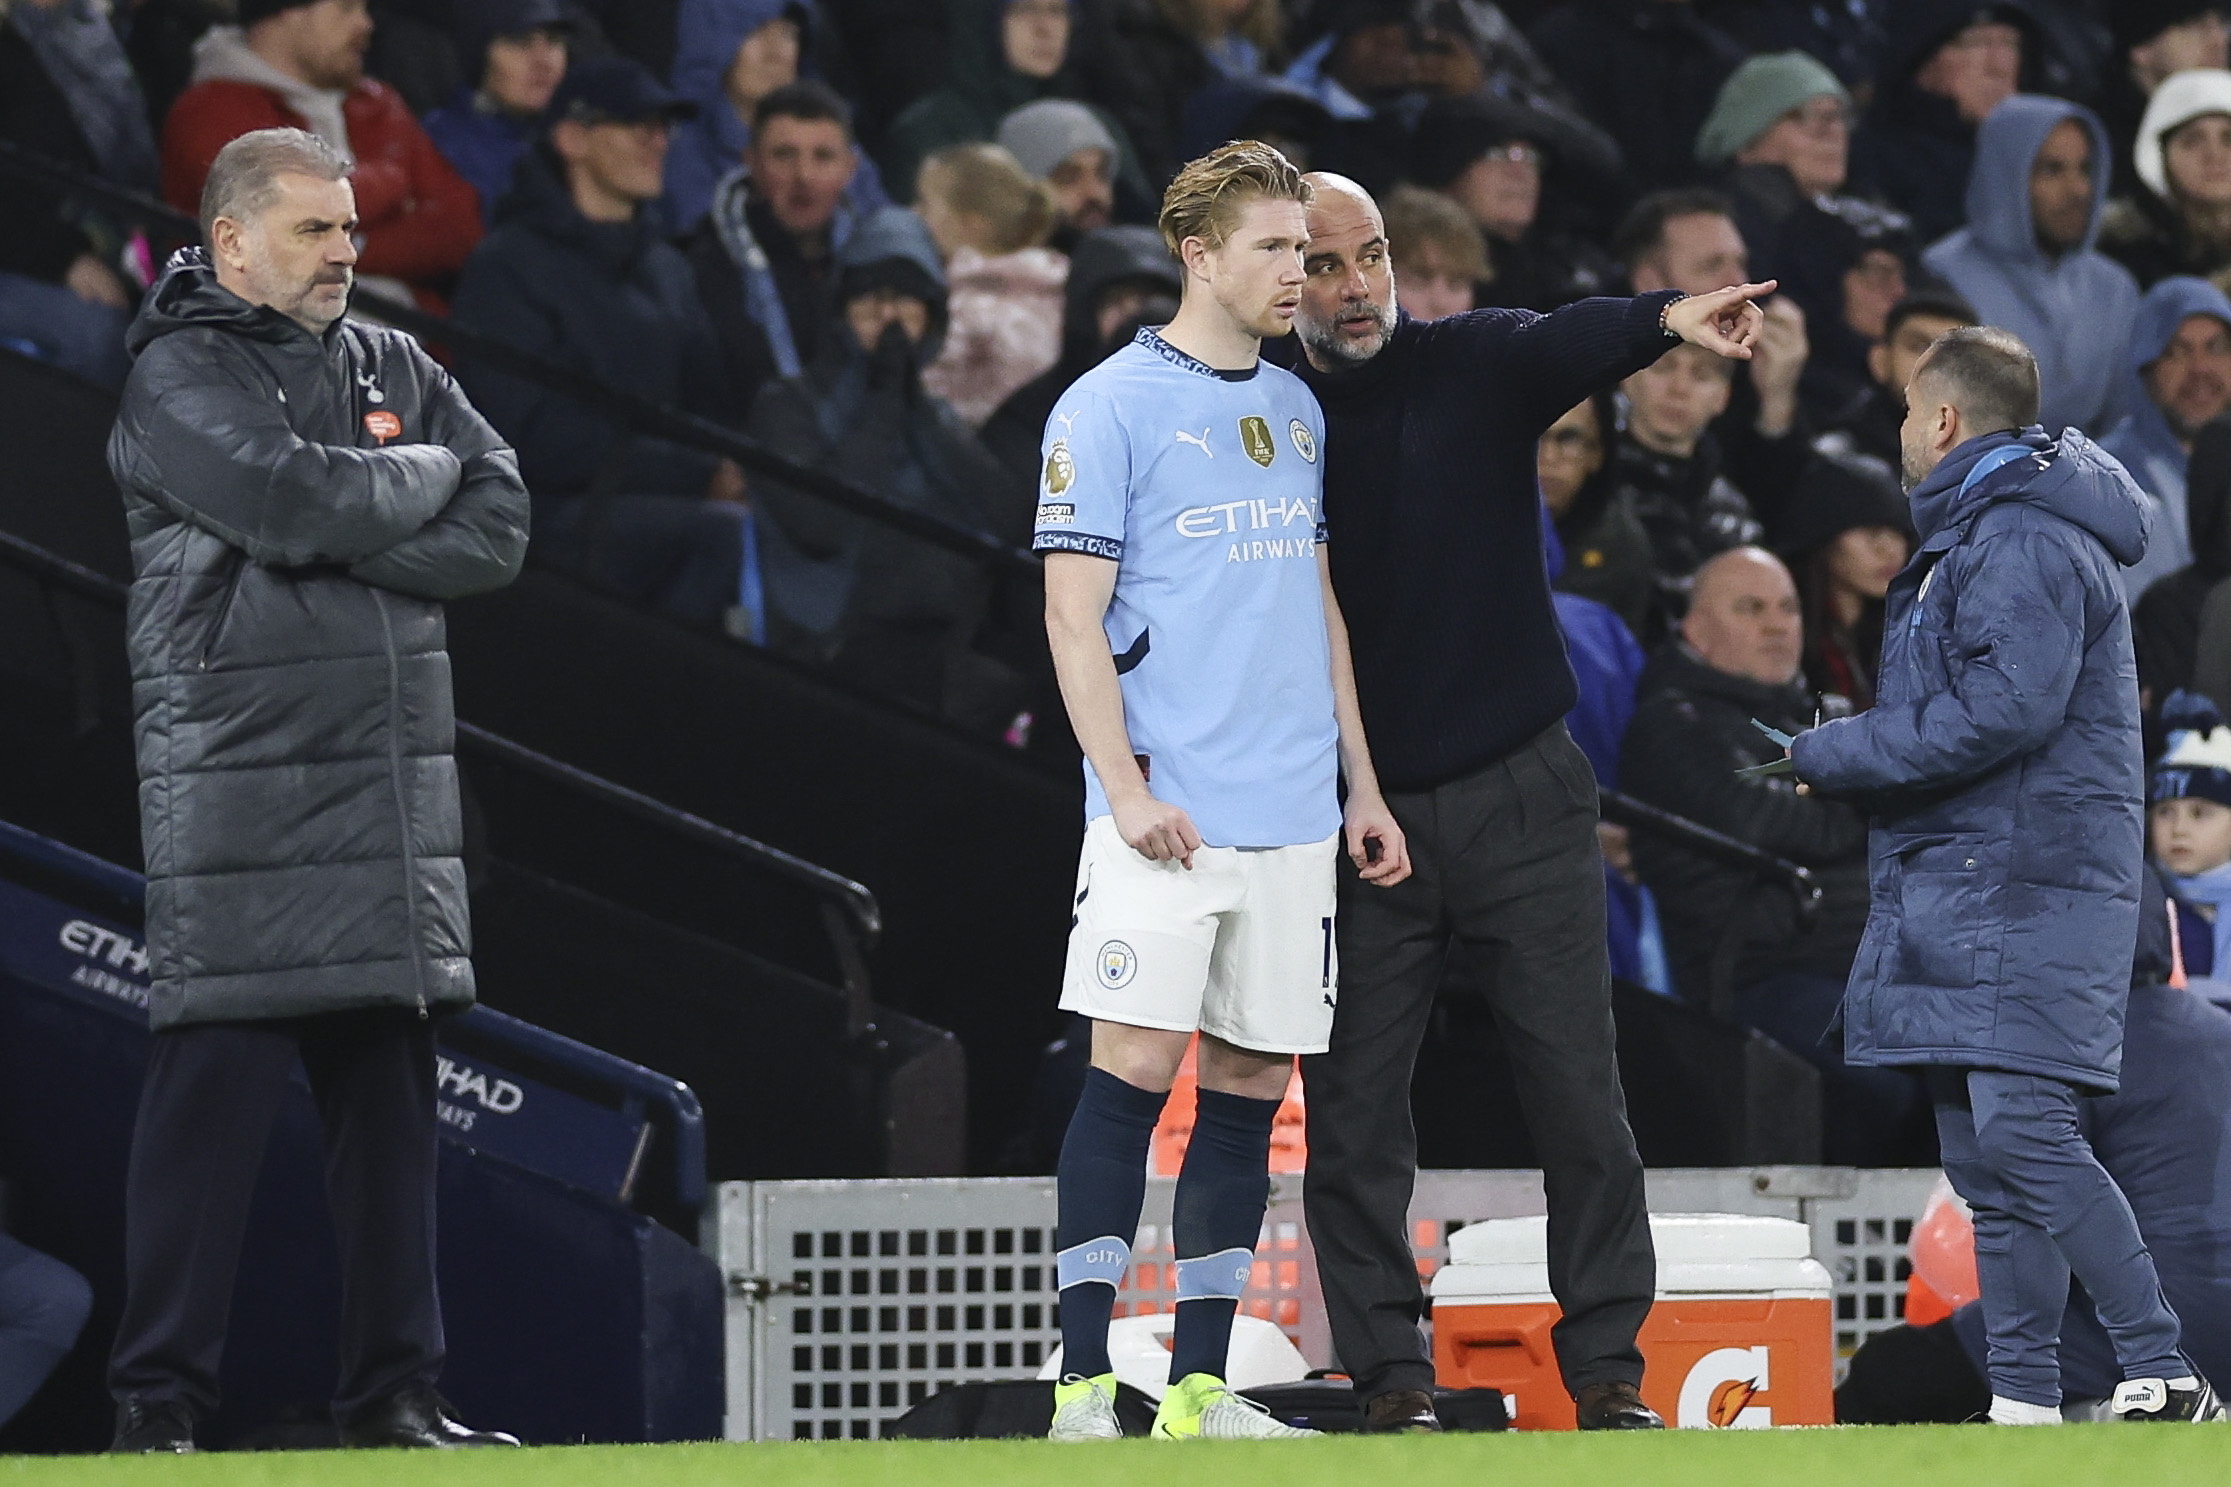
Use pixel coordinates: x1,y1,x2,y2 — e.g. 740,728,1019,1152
339,1389,522,1448
1362,1388,1443,1433
110,1398,196,1454
1574,1380,1665,1430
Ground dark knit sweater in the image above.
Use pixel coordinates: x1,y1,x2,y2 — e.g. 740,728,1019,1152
1295,294,1683,791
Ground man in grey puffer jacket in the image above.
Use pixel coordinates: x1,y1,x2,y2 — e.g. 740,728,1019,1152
103,128,527,1454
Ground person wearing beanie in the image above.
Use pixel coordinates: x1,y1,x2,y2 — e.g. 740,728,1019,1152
1849,2,2044,246
2101,67,2231,291
2150,691,2231,976
451,56,756,633
2098,4,2229,197
1696,51,1853,279
743,204,1025,725
161,0,483,311
422,0,574,224
1409,92,1617,313
996,98,1117,245
1770,450,1913,712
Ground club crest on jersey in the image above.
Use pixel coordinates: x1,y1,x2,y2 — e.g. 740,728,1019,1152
1289,418,1316,464
1044,439,1076,495
1239,415,1276,467
1097,940,1138,990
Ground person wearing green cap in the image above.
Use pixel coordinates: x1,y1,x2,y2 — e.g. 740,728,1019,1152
1696,51,1855,285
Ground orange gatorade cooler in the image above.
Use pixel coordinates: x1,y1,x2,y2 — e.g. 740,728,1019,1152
1431,1213,1834,1430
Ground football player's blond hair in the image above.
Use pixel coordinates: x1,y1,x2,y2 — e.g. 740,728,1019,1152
1157,140,1312,257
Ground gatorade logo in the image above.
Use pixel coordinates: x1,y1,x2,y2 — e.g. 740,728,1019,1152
1678,1347,1771,1428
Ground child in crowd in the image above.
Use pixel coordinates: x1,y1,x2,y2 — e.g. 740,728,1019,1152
1381,183,1490,321
2150,692,2231,980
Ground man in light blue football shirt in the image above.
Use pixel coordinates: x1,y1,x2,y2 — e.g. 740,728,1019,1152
1034,141,1411,1443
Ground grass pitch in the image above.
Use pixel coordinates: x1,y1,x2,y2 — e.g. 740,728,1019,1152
3,1426,2221,1487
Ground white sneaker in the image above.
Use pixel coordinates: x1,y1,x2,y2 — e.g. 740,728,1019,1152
1048,1373,1123,1441
2112,1376,2229,1422
1152,1373,1320,1439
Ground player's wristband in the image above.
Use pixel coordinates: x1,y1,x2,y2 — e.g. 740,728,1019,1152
1659,293,1689,340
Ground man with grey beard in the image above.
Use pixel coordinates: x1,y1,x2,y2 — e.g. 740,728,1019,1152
1288,172,1773,1433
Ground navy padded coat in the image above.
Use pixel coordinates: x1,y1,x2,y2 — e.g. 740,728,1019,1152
1790,428,2150,1090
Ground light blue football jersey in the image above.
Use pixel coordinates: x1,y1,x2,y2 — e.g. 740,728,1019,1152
1033,327,1339,848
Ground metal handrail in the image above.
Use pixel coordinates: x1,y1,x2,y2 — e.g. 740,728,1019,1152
0,528,881,976
0,139,1040,576
1601,788,1823,914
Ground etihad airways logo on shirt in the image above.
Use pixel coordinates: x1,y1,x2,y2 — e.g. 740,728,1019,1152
1173,494,1318,539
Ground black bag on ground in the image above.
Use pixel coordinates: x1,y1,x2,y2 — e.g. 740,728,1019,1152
884,1379,1157,1439
1236,1379,1510,1433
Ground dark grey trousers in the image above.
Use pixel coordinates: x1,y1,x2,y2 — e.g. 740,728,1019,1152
1301,724,1655,1399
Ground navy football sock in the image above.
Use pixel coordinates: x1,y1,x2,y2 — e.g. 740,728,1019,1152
1167,1085,1280,1383
1055,1067,1168,1379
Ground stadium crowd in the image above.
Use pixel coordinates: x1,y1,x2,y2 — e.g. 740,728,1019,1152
12,0,2231,1171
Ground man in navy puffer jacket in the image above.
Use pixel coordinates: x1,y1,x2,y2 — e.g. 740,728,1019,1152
1791,324,2219,1424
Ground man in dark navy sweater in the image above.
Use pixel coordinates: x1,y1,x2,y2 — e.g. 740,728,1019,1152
1291,173,1775,1433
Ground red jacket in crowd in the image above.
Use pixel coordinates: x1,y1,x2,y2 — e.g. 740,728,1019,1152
162,78,482,306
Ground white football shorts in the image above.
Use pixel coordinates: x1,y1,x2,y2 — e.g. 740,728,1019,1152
1057,813,1340,1055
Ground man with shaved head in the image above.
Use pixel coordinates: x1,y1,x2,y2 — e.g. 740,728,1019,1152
1290,171,1775,1432
1619,547,1917,1166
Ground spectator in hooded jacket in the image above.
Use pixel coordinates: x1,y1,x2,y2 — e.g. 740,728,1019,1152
2097,4,2230,200
1410,92,1619,313
1771,450,1914,714
685,81,869,421
2101,67,2231,292
1527,0,1746,202
663,0,889,236
1922,95,2142,435
2135,418,2231,704
881,0,1148,220
1815,285,1977,469
421,0,572,225
913,142,1067,427
1621,546,1923,1165
1850,2,2039,248
996,98,1118,250
452,57,753,630
162,0,483,312
745,206,1026,726
2104,277,2231,599
979,221,1178,486
0,0,160,389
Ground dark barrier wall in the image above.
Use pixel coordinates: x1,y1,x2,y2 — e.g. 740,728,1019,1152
0,827,725,1452
0,350,1078,1168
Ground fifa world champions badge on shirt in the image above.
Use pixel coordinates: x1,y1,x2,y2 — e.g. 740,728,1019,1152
1239,415,1276,467
1289,418,1317,463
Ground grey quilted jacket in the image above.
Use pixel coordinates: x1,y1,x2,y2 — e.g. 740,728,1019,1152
109,249,529,1029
